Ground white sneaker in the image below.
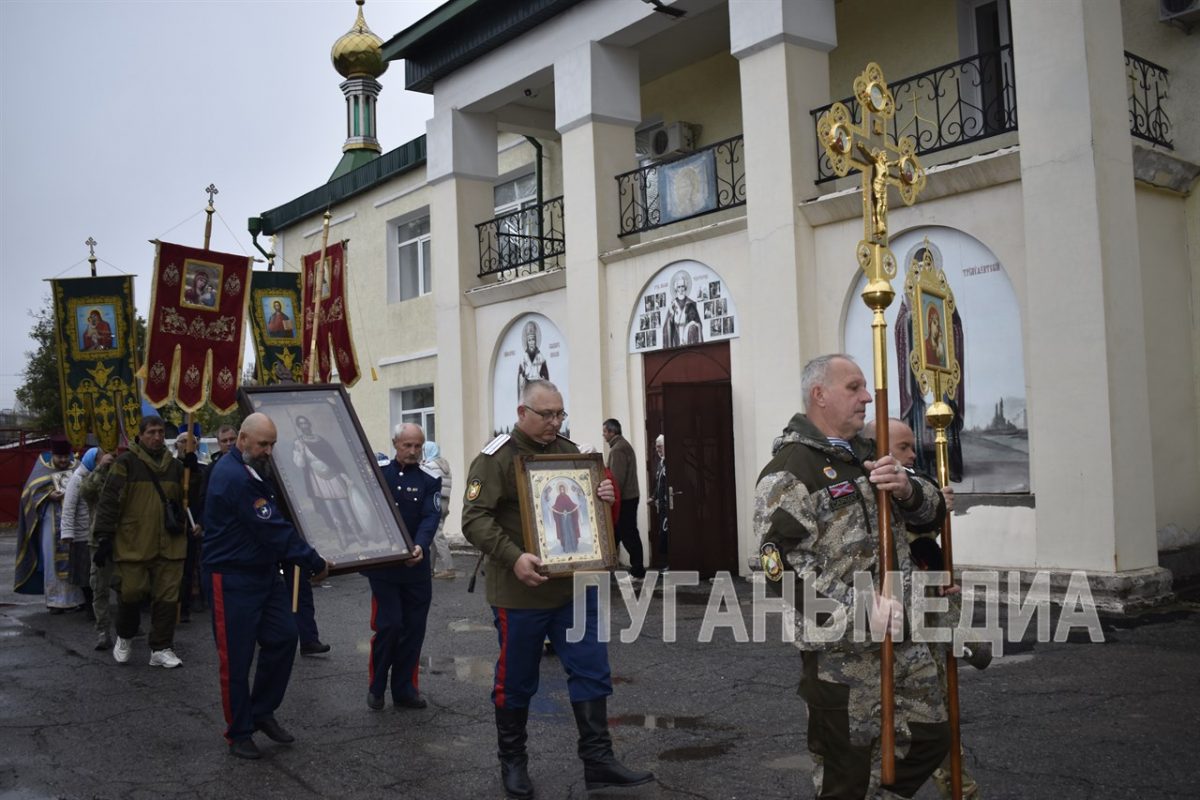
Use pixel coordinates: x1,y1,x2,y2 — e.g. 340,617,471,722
149,648,182,669
112,636,132,664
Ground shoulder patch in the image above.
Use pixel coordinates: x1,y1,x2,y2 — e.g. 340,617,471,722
419,463,440,480
760,542,785,582
467,479,482,501
252,497,272,520
481,434,510,455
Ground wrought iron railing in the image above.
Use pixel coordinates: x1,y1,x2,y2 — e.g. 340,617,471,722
476,196,565,280
616,134,745,236
812,46,1017,183
1125,51,1172,150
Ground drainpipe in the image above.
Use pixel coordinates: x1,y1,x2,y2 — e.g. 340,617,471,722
524,136,544,273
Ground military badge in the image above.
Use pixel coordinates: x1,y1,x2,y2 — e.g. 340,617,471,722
253,497,272,519
760,542,785,582
823,465,837,479
827,480,858,510
467,479,482,501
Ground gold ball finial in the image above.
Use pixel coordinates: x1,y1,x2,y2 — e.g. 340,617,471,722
332,0,387,79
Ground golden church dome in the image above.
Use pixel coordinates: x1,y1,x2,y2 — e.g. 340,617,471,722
331,0,387,79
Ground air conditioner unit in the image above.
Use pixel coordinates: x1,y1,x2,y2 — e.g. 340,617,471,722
649,122,697,159
1160,0,1200,24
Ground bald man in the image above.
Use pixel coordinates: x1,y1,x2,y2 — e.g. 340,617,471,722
202,413,330,760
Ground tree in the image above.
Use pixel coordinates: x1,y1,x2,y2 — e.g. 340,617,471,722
14,297,62,432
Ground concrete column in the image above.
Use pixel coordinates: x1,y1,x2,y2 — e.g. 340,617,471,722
554,42,640,437
1012,0,1158,574
427,109,496,540
730,0,835,467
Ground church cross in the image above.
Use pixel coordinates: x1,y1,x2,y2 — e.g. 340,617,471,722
85,237,97,257
205,183,219,206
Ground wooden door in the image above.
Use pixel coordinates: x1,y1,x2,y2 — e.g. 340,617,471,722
643,342,737,578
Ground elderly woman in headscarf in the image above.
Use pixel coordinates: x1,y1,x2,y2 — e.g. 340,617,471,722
421,441,456,578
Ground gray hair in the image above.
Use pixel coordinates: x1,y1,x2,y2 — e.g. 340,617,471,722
521,379,560,405
392,422,424,440
801,354,856,411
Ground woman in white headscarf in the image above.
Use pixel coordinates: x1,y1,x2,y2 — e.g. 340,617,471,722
421,441,455,578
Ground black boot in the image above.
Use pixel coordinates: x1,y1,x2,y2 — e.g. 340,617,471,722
572,698,654,791
496,706,534,799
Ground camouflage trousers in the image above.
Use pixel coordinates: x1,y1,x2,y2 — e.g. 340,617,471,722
801,641,950,799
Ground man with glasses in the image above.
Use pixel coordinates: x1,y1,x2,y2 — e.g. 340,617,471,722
462,380,653,799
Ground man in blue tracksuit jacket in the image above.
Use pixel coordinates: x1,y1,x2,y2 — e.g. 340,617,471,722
202,413,329,760
366,422,441,710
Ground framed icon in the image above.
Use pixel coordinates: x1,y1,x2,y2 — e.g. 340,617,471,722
514,453,618,578
238,384,415,574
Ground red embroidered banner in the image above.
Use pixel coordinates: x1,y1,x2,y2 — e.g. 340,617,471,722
144,241,252,413
300,240,361,387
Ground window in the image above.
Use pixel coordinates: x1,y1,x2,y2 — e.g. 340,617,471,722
391,216,431,302
493,174,537,270
391,385,435,442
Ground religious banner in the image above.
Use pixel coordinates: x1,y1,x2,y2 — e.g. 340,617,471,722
51,275,140,450
628,260,739,354
248,269,304,384
300,240,361,386
143,241,253,413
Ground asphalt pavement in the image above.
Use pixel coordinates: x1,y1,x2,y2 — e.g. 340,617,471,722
2,530,1198,800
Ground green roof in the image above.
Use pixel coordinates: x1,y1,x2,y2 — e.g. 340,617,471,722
257,136,426,236
381,0,587,93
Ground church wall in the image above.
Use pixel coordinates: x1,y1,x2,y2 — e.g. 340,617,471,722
1135,184,1200,537
830,0,959,100
639,51,743,146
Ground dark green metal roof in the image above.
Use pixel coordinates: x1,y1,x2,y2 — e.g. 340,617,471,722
257,136,426,235
329,148,381,182
381,0,587,93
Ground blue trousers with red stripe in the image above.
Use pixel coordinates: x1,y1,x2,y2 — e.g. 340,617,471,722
491,588,611,710
367,575,431,702
204,569,298,743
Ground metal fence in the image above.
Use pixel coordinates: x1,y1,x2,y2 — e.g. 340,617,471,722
1125,51,1173,150
476,196,565,280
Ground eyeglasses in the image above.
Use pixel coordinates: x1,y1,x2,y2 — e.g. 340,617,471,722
524,406,568,422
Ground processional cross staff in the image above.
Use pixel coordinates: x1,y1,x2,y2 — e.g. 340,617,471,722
905,241,966,800
816,62,928,786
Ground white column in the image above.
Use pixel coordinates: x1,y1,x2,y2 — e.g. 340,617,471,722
730,0,835,472
554,42,641,437
427,109,496,540
1012,0,1157,572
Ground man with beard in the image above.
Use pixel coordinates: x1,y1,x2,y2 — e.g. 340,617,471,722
662,270,702,348
93,416,187,668
15,438,81,611
202,413,330,759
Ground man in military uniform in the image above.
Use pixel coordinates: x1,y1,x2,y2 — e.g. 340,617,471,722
365,422,440,711
755,355,949,799
92,416,187,669
202,413,330,760
462,379,654,799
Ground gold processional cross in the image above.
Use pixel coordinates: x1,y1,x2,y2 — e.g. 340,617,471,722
815,62,928,785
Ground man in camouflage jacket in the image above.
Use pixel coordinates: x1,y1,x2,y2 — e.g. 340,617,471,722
755,355,949,799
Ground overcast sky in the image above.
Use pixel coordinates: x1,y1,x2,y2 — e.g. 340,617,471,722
0,0,441,412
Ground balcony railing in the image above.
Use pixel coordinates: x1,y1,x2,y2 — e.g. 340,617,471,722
476,196,565,280
616,134,745,236
1125,51,1172,150
812,46,1017,183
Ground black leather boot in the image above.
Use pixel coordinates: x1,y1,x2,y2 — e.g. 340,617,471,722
496,706,534,799
571,698,654,791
